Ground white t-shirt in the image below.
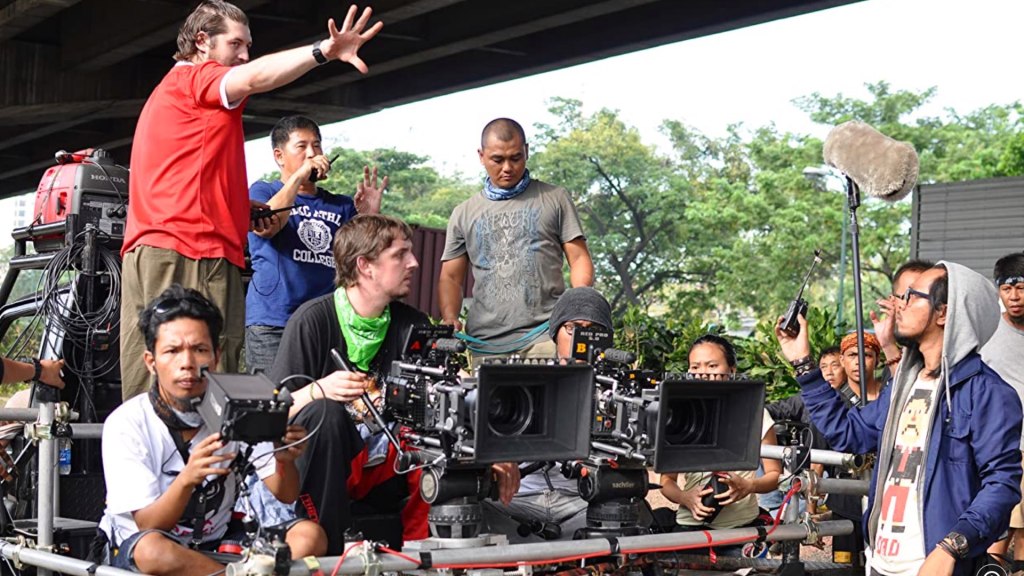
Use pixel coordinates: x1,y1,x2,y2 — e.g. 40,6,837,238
871,375,938,576
99,394,276,546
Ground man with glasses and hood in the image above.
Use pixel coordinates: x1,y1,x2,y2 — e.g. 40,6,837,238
775,261,1022,576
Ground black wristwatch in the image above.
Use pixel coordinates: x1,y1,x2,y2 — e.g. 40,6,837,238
312,40,328,65
940,532,969,559
31,358,42,382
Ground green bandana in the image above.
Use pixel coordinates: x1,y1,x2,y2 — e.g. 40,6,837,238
334,288,390,371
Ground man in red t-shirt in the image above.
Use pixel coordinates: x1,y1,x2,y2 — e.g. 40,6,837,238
120,1,382,400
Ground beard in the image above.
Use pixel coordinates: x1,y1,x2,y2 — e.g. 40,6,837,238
894,323,920,348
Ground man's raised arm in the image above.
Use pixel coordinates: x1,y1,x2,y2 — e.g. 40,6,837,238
224,4,382,103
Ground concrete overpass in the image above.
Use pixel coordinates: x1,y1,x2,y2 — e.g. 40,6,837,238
0,0,859,198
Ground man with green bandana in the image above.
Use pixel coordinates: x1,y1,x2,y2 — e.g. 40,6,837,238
265,214,424,553
267,214,520,553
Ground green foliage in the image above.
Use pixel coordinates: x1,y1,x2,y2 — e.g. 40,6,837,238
531,98,689,311
613,304,843,401
244,82,1024,384
0,246,44,357
794,81,1024,184
320,147,476,229
612,303,719,373
997,132,1024,177
733,306,846,401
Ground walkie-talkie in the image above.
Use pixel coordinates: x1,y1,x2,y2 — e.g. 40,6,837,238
309,153,341,182
779,249,823,337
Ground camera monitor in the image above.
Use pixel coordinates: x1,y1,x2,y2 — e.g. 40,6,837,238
472,362,594,464
651,376,765,473
196,371,291,444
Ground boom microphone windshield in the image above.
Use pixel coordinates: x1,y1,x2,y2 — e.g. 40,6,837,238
823,121,920,202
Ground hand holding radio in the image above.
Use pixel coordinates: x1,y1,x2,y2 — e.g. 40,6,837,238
272,425,309,463
309,153,340,183
683,482,718,522
779,249,822,337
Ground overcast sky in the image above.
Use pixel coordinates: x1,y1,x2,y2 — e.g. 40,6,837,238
243,0,1024,185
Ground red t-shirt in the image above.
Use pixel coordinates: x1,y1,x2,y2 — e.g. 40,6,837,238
123,61,250,268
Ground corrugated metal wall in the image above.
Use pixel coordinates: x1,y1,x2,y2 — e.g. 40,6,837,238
406,226,474,319
911,176,1024,276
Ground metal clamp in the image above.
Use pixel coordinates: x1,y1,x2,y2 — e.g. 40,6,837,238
802,516,821,546
24,422,53,442
11,537,27,570
54,402,71,424
360,542,383,576
23,402,72,443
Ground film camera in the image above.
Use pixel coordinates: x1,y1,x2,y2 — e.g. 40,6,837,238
572,329,767,473
385,325,593,464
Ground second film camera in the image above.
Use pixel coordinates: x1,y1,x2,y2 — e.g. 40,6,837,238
573,329,767,473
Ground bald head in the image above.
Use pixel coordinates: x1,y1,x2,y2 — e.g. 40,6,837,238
481,118,526,149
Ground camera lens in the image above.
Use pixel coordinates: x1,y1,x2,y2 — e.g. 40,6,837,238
488,385,534,436
663,398,713,445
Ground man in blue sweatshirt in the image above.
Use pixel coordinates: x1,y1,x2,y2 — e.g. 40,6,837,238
775,261,1021,576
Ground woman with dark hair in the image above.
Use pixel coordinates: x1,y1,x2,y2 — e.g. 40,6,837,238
658,334,781,537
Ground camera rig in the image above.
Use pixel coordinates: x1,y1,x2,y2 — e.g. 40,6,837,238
383,325,594,547
386,326,593,465
567,329,768,538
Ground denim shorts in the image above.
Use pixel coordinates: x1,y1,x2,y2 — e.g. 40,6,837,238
110,529,177,572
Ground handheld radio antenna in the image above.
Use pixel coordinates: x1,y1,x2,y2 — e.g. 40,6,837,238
794,249,822,301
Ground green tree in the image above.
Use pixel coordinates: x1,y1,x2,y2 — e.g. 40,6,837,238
795,81,1024,182
531,99,697,311
0,245,44,359
320,147,475,229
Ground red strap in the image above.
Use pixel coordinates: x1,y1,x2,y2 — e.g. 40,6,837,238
702,530,717,564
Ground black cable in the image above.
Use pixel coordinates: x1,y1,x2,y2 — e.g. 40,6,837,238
38,231,121,380
776,425,816,490
249,375,326,467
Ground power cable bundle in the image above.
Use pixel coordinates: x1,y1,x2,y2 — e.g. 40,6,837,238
37,228,122,381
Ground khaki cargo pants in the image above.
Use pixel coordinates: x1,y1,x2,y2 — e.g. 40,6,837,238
119,245,244,400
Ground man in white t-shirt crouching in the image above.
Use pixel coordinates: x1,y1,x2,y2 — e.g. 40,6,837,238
99,285,325,575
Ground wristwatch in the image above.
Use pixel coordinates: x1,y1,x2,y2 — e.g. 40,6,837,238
31,358,42,382
941,532,969,559
312,40,328,65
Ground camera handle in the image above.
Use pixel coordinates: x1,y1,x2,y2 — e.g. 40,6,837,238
329,349,405,458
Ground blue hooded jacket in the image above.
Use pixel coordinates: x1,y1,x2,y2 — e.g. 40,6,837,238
799,262,1022,575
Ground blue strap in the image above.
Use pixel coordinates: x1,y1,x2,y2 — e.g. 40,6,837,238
455,321,550,354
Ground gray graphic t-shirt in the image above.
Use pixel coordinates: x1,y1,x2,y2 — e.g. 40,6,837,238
443,180,585,342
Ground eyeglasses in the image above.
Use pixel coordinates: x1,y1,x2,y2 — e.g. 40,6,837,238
562,321,592,336
900,287,930,305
